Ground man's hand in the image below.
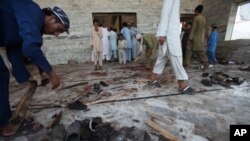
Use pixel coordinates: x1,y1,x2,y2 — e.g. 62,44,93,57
158,36,166,45
49,70,60,89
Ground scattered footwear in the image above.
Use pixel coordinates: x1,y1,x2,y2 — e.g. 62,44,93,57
93,83,102,93
201,79,213,87
202,72,209,77
100,81,109,87
232,77,245,85
181,86,195,94
68,100,87,110
239,66,250,71
147,80,161,88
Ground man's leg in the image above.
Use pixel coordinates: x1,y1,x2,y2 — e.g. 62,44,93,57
98,52,103,70
93,52,98,70
113,50,118,59
122,50,126,64
128,48,132,62
184,47,192,67
0,56,11,128
195,50,209,69
6,46,30,83
118,50,122,64
207,51,213,63
168,53,189,90
151,48,168,81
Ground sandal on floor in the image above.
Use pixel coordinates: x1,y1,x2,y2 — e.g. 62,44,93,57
147,80,161,88
181,86,195,95
239,66,250,71
201,79,213,87
68,100,87,110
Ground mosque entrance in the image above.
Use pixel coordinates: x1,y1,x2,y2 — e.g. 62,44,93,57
92,13,137,33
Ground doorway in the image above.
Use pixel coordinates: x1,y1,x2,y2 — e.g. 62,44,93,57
92,13,137,33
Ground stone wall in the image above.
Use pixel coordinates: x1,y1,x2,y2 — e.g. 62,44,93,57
36,0,202,64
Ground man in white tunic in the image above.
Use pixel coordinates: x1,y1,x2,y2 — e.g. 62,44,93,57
149,0,195,94
101,24,111,61
109,28,118,60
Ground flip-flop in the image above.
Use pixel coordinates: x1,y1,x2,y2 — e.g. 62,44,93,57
181,86,195,95
201,79,213,87
202,72,209,77
100,81,109,87
147,80,161,88
67,100,87,110
239,66,250,71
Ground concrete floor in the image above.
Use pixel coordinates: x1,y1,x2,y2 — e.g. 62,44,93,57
3,61,250,141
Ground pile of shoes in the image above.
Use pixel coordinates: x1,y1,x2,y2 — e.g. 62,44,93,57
55,117,152,141
200,71,245,87
239,66,250,71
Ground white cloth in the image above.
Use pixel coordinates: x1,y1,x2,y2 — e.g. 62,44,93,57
136,34,144,54
0,47,12,70
109,31,118,59
118,39,127,64
109,31,118,50
93,52,103,66
153,44,188,80
130,27,139,59
101,27,111,60
156,0,182,56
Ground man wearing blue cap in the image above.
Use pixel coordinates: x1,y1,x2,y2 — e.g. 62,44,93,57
0,0,70,136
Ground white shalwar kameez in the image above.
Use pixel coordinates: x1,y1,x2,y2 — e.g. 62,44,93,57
101,27,111,60
153,0,188,80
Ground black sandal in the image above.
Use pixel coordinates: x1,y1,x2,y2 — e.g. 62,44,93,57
181,86,195,94
67,100,87,110
201,79,213,87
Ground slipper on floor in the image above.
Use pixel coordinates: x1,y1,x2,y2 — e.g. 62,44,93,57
100,81,109,87
68,100,87,110
232,77,245,85
147,80,161,88
202,72,209,77
201,79,213,87
181,86,195,94
239,66,250,71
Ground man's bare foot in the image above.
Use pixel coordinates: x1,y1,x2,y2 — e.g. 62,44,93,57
1,124,17,136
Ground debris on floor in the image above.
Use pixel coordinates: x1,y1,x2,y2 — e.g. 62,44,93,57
5,62,250,141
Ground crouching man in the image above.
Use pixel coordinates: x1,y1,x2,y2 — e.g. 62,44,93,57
0,0,70,136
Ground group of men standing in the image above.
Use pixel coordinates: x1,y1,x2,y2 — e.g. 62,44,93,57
181,5,219,69
90,20,140,70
